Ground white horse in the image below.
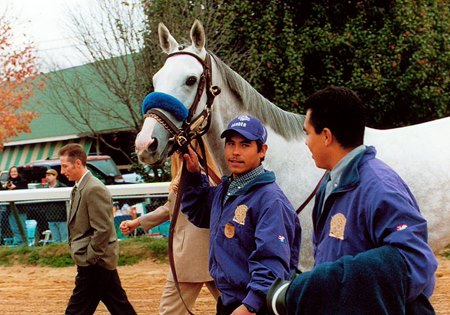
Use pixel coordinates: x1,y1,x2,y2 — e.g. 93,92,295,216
135,20,450,270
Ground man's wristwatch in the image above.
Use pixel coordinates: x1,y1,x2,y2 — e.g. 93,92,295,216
243,303,257,313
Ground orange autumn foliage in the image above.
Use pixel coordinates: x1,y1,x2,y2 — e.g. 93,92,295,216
0,20,44,151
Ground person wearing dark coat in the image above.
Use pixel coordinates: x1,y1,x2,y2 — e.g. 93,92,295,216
3,166,28,245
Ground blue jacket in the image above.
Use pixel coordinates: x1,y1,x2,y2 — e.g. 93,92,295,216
312,146,437,303
182,170,301,312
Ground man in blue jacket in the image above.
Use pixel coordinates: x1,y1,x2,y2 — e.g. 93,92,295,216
182,115,301,315
268,86,437,315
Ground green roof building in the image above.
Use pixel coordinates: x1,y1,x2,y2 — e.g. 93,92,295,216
1,60,141,171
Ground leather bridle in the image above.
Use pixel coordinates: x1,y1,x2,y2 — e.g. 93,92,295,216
144,51,221,156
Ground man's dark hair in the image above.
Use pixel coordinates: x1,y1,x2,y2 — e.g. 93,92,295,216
304,86,366,148
59,143,87,166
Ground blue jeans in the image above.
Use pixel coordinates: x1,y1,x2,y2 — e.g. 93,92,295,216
8,213,27,245
48,221,68,242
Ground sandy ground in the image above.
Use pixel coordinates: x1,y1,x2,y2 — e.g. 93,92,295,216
0,256,448,315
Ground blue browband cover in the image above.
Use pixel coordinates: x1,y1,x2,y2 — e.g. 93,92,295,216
141,92,189,121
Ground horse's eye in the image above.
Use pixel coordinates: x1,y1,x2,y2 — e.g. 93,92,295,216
186,76,197,86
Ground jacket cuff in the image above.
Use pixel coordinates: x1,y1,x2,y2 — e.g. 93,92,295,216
186,172,204,186
242,290,264,312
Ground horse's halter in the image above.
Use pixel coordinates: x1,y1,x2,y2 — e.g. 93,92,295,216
144,50,221,155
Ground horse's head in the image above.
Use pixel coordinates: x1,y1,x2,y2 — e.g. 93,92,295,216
136,20,219,165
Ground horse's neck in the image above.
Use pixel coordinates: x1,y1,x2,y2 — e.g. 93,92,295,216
210,54,305,138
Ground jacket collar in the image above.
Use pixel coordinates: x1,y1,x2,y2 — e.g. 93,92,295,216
336,145,377,191
313,146,377,227
77,171,92,191
221,170,276,197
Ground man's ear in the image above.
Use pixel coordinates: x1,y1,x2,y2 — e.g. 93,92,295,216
75,159,83,168
260,143,268,157
323,128,333,146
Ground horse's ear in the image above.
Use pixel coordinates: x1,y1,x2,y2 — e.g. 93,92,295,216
158,22,179,54
190,19,205,52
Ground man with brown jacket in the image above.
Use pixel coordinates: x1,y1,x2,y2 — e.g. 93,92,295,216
60,143,136,315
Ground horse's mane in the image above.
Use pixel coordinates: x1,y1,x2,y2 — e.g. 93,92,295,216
210,53,305,140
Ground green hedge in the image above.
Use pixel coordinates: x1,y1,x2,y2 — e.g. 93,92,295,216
228,0,450,128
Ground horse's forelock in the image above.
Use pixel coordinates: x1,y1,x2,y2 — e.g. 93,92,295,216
174,43,207,59
177,43,190,51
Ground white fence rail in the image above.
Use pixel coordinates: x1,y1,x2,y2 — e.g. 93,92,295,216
0,183,170,246
0,182,170,203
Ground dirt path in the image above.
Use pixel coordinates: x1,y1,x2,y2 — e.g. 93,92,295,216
0,256,448,314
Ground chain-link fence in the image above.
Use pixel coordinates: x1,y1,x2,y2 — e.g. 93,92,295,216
0,192,168,247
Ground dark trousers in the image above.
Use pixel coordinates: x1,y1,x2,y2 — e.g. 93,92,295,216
216,297,268,315
65,265,136,315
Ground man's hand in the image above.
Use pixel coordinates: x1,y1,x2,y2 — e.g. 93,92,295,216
183,146,201,174
120,219,140,235
231,304,255,315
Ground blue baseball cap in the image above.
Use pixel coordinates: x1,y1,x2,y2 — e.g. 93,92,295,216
220,115,268,143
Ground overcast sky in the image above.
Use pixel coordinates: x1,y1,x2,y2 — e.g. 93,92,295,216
1,0,103,72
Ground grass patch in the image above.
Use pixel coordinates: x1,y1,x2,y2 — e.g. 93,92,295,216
442,246,450,259
119,237,168,265
0,236,168,267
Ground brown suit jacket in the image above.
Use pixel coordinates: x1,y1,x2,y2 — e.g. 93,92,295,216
68,172,118,270
139,190,212,282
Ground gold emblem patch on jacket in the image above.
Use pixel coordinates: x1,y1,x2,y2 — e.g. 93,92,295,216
329,213,346,240
233,204,248,225
224,222,235,238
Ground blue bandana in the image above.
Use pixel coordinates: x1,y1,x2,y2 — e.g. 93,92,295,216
141,92,189,121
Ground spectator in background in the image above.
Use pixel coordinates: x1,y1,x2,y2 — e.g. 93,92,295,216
115,203,131,217
4,166,28,246
46,169,66,189
44,169,68,243
3,166,28,190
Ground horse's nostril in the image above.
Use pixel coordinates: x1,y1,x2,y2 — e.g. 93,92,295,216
149,138,158,151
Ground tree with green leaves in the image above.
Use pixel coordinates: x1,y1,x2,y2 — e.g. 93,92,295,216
225,0,450,128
